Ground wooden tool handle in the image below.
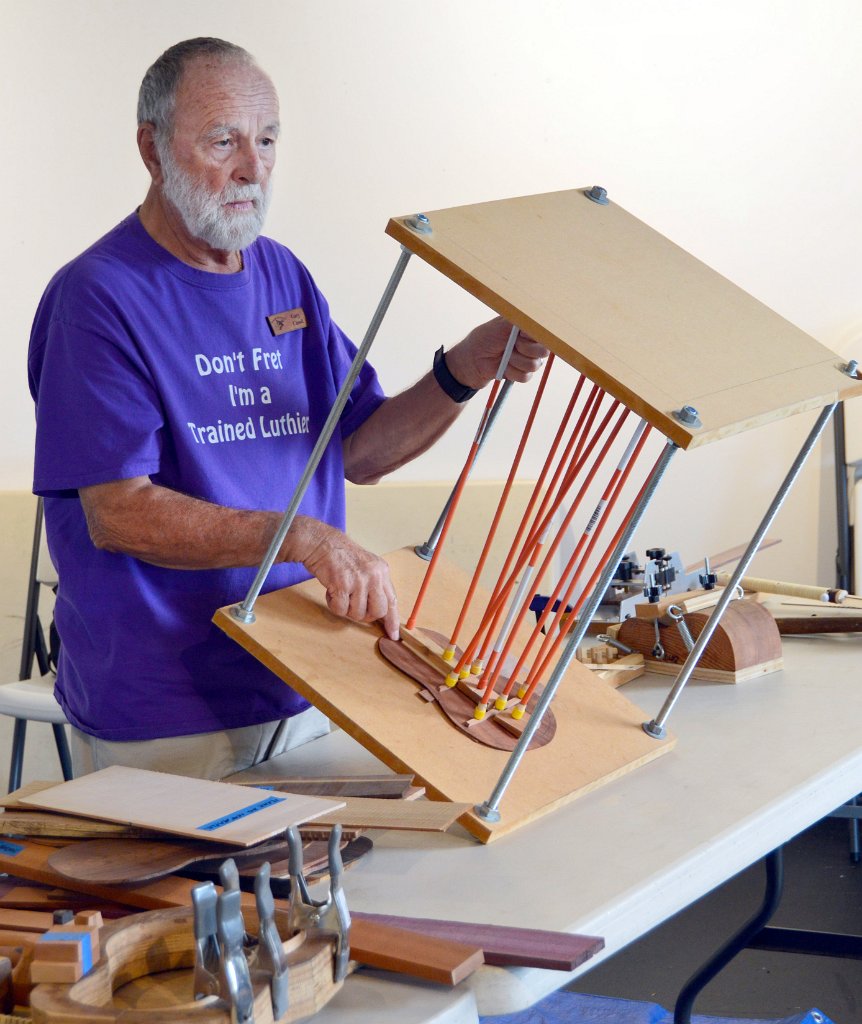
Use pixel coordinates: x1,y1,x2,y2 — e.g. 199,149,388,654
716,572,843,603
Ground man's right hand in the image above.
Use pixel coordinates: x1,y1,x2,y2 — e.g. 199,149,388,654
295,518,400,640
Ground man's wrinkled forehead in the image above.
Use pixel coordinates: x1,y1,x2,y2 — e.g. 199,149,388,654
172,56,280,137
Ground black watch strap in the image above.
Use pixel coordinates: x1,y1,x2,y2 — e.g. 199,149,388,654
432,346,478,403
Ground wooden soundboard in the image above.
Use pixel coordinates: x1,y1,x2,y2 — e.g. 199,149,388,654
214,548,675,843
386,188,862,447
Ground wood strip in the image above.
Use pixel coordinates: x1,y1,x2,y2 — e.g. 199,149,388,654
231,776,417,799
0,809,169,841
347,918,484,985
0,886,133,917
310,797,472,832
16,767,344,847
352,912,604,971
0,909,54,933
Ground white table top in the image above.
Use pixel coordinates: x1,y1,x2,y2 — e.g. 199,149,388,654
240,634,862,1020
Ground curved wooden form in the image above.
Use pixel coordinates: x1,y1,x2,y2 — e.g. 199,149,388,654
29,906,339,1024
617,599,782,682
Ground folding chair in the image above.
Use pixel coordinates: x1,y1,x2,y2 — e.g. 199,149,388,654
0,497,72,792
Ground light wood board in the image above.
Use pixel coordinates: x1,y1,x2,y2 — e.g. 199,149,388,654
386,189,862,448
17,767,344,847
214,547,675,843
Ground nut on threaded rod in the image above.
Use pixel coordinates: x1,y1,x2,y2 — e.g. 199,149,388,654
843,359,859,378
474,801,501,823
673,405,702,428
407,213,432,234
230,603,256,624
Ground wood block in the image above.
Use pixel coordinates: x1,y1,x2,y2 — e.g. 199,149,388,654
33,936,83,964
348,917,484,985
53,925,99,963
74,911,103,930
214,547,676,843
0,930,37,949
0,909,54,933
29,958,84,983
634,587,724,619
17,767,345,847
386,189,862,448
352,912,604,971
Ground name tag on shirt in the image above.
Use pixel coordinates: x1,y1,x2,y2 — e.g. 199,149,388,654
266,307,307,337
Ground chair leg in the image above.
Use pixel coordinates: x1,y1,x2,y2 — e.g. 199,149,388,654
52,722,73,780
8,719,27,793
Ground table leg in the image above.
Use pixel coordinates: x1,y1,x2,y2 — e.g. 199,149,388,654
673,848,784,1024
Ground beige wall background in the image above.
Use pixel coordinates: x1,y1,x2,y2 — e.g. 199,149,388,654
3,0,862,602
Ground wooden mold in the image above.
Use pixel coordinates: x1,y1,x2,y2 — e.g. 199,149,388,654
386,188,862,448
616,598,783,683
214,547,675,843
28,906,339,1024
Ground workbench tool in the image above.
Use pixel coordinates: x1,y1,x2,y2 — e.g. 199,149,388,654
214,187,862,839
191,881,220,999
216,886,255,1024
286,825,350,982
253,863,289,1020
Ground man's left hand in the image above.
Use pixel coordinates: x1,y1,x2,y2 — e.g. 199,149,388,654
444,317,549,390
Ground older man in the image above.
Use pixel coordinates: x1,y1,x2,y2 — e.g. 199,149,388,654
28,38,545,779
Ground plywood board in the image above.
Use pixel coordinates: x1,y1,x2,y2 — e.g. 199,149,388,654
214,547,675,843
17,767,343,847
386,189,862,448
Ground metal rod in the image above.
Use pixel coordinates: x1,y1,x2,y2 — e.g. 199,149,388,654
233,247,413,622
645,402,838,738
415,379,514,560
834,402,852,592
475,436,679,822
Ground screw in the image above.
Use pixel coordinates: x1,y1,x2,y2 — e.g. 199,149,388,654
408,213,433,234
672,405,702,428
584,185,609,205
843,359,859,378
642,719,667,740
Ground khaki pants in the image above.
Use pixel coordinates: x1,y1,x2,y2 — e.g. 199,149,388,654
70,706,331,780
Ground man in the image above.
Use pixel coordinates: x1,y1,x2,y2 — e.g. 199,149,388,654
28,38,546,779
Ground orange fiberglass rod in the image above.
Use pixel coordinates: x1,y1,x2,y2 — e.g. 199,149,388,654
446,387,614,692
514,430,658,715
473,405,633,718
443,381,603,687
405,378,502,631
501,420,651,719
441,354,556,663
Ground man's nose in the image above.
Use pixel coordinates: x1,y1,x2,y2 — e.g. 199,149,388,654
233,141,265,184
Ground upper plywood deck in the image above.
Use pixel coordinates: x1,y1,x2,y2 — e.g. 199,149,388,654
386,189,862,449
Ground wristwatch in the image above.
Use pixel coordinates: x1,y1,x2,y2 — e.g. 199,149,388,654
432,346,478,403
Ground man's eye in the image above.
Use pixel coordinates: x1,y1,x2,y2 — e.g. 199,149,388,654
215,139,232,148
260,137,275,147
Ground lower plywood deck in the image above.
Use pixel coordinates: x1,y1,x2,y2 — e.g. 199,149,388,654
214,547,675,842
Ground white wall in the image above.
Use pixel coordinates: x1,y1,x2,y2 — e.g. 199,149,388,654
3,0,862,584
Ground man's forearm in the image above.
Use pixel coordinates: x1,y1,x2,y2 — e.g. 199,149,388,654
343,369,464,485
79,476,323,570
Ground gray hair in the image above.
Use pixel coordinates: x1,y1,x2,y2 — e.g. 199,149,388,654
137,38,256,142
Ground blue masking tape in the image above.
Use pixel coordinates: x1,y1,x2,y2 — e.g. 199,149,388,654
197,794,285,832
0,839,24,856
39,931,93,973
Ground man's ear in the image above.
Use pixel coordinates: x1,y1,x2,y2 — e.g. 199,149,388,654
137,123,163,184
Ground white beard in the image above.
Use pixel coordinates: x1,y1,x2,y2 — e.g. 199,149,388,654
158,141,272,252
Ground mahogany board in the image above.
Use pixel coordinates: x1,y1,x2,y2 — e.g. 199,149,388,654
351,912,603,972
17,767,344,847
214,547,675,843
386,189,862,448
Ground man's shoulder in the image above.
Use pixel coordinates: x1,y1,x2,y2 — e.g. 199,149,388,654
46,214,153,302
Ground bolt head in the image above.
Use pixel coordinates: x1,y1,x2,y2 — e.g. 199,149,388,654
584,185,609,205
844,359,859,378
408,213,433,234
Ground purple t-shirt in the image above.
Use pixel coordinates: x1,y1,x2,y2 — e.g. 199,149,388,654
28,213,386,741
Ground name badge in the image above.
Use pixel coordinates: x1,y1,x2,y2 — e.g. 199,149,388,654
266,307,307,337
